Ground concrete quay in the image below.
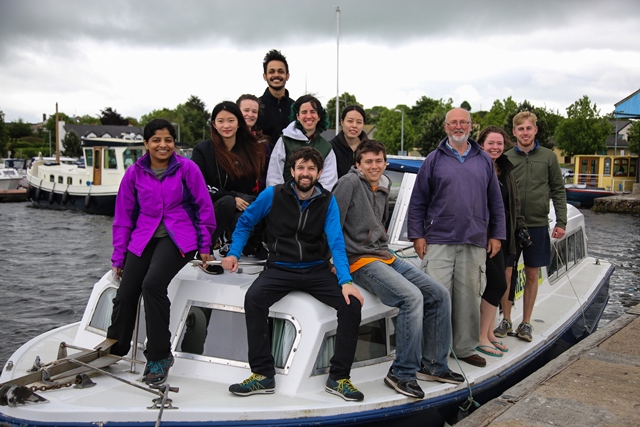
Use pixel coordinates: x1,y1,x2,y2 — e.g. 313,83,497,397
455,304,640,427
593,183,640,213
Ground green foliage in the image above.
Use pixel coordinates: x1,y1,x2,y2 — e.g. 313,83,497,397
177,95,209,146
627,120,640,155
326,92,361,129
504,100,563,149
411,97,453,156
100,107,129,126
480,97,518,130
8,118,33,141
62,130,82,157
460,100,472,111
373,107,417,155
75,114,101,125
365,106,388,125
554,96,612,157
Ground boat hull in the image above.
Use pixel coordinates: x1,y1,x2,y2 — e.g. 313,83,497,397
0,266,613,427
27,184,116,215
565,188,615,208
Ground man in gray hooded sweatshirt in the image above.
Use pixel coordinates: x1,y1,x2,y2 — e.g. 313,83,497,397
333,140,463,399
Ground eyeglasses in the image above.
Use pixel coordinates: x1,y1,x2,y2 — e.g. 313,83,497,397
445,120,471,127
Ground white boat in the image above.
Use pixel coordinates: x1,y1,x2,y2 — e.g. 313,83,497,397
25,138,145,215
0,160,614,426
0,168,24,191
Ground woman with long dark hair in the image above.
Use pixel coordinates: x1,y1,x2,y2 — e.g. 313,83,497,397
476,125,527,356
191,101,266,256
330,105,368,178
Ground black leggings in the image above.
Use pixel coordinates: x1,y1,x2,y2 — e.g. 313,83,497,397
482,245,508,307
107,237,196,361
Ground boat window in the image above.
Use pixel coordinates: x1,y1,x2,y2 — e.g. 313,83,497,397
567,233,576,268
104,149,118,169
85,149,93,167
87,286,147,344
58,176,63,184
315,313,397,375
175,304,300,373
67,177,72,185
575,229,585,260
385,170,405,228
123,149,143,169
556,238,567,274
604,158,611,176
614,158,629,177
549,244,558,279
49,175,54,182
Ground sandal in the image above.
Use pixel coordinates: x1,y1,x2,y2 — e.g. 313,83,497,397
491,340,509,352
475,345,502,357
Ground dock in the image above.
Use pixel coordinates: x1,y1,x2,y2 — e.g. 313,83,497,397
593,183,640,213
455,303,640,427
0,189,28,203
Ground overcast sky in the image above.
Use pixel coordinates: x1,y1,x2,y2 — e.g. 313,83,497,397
1,0,639,124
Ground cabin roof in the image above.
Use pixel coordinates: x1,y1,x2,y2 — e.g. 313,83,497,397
614,88,640,118
65,123,144,140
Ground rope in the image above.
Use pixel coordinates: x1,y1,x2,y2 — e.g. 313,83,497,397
390,245,419,259
448,346,481,413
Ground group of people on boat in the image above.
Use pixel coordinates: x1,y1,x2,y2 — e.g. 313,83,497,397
105,49,567,401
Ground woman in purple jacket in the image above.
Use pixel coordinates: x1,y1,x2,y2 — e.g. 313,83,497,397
107,119,216,386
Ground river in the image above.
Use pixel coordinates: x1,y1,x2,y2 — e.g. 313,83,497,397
0,202,638,370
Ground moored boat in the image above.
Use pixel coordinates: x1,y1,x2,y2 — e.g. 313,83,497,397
1,159,614,426
25,137,145,215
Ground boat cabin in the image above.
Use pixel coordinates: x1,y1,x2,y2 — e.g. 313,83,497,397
570,154,638,191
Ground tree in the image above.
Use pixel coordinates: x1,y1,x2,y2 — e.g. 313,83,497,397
7,118,33,141
505,100,563,149
326,92,361,130
0,110,8,157
412,98,453,156
365,106,388,125
100,107,129,125
480,97,518,130
373,107,417,155
75,114,101,125
62,130,82,157
177,95,209,146
554,95,613,157
627,120,640,155
460,100,472,111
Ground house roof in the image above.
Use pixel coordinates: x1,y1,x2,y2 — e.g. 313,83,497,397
614,88,640,118
64,124,144,139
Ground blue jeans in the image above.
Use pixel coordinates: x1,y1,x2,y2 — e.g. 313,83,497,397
352,258,452,380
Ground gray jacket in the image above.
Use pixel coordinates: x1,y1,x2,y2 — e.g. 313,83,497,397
333,166,393,264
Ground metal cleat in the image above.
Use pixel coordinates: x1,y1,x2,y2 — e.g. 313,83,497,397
74,374,96,389
57,342,68,359
28,356,43,372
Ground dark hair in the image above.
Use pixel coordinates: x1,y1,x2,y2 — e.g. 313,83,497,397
355,139,386,164
293,95,328,134
341,105,366,123
263,49,289,74
288,146,324,172
210,101,264,181
144,119,176,141
476,125,513,149
236,93,260,107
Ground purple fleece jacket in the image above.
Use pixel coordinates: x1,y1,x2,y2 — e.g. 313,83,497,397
111,152,216,268
407,138,506,248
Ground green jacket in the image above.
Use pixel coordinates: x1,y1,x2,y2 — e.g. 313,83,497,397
505,143,567,229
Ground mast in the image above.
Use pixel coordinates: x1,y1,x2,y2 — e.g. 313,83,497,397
55,102,60,163
335,6,340,135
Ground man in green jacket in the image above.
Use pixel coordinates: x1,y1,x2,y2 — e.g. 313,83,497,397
497,111,567,342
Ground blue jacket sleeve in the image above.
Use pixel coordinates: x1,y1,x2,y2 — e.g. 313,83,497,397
324,195,353,285
227,186,274,258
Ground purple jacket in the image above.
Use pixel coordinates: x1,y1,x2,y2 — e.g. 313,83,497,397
408,138,505,248
112,152,216,268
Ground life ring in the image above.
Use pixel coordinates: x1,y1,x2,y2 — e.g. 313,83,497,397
84,194,91,209
62,191,69,205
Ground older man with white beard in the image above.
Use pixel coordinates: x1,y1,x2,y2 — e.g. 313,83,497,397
408,108,506,368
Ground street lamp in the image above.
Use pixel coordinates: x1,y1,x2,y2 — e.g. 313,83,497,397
43,129,51,157
171,122,181,142
394,109,405,156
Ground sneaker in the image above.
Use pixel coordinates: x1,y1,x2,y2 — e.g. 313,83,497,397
516,322,533,342
383,369,424,398
143,355,174,385
325,377,364,401
416,366,465,384
219,242,231,257
228,373,275,396
494,318,513,338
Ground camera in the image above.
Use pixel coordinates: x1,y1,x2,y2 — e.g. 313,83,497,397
516,228,532,249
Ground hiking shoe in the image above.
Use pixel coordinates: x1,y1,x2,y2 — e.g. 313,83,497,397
516,322,533,342
219,242,231,257
416,366,465,384
325,377,364,401
143,355,174,385
383,369,424,398
229,373,275,396
494,318,512,338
